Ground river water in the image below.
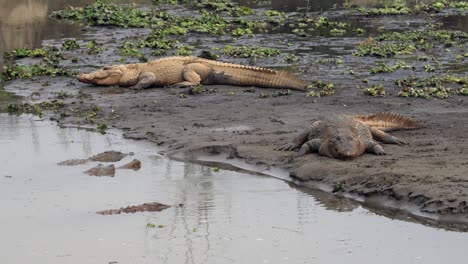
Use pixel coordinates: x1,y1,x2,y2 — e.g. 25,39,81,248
1,114,468,264
1,0,468,263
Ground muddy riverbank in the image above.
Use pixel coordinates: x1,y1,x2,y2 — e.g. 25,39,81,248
2,0,468,225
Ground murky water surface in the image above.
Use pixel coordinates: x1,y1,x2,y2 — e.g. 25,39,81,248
1,114,468,263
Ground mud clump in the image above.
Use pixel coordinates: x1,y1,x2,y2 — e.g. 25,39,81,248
84,164,116,177
97,202,171,215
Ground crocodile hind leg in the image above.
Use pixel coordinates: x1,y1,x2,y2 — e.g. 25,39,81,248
174,63,212,87
129,72,156,89
369,127,407,145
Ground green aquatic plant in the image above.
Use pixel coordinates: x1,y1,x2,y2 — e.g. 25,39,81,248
354,37,416,58
330,28,346,36
86,40,104,54
120,41,147,62
363,84,386,96
62,39,80,50
5,48,47,59
370,61,413,74
285,54,299,63
306,80,335,97
222,45,280,58
51,0,159,28
3,100,66,118
396,75,467,99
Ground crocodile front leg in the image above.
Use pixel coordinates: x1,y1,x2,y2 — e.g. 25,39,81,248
128,72,156,89
298,138,321,156
366,141,386,155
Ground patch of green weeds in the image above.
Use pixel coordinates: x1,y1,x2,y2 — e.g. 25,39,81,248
222,45,280,59
306,80,335,97
86,40,104,54
53,91,74,99
120,41,147,62
285,54,298,63
376,30,467,48
423,64,436,73
3,100,65,118
363,84,386,96
396,75,467,99
316,57,343,64
4,48,47,59
62,39,80,50
420,0,468,12
330,28,346,36
332,181,346,193
354,37,415,58
370,61,413,74
1,48,74,80
51,1,160,28
97,123,108,134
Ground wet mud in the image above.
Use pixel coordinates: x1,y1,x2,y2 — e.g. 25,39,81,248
2,0,468,226
97,202,171,215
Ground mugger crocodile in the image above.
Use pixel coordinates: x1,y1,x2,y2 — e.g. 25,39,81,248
277,112,424,160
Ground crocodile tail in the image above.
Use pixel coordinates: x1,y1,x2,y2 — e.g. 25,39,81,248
207,61,307,91
354,112,425,132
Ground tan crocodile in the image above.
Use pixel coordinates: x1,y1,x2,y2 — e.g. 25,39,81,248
77,56,306,90
278,112,424,160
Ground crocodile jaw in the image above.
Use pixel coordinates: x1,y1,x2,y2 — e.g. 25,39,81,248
78,65,125,86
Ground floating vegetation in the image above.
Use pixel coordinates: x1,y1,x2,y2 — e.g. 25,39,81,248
376,30,467,48
284,54,298,63
51,1,160,28
363,84,386,96
398,87,451,99
396,75,467,99
3,100,66,118
370,61,413,74
306,80,335,97
120,41,147,62
4,48,47,59
222,45,280,58
1,48,74,81
354,37,415,58
62,39,80,50
316,57,343,64
86,40,104,54
358,4,411,15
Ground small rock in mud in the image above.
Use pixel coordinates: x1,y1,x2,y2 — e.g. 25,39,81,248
84,164,116,177
97,202,170,215
90,151,128,162
118,159,141,170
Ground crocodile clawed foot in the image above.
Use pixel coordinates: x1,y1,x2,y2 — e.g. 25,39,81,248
276,143,299,151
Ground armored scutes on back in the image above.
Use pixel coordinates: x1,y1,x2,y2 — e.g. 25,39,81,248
278,113,424,160
78,56,307,91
